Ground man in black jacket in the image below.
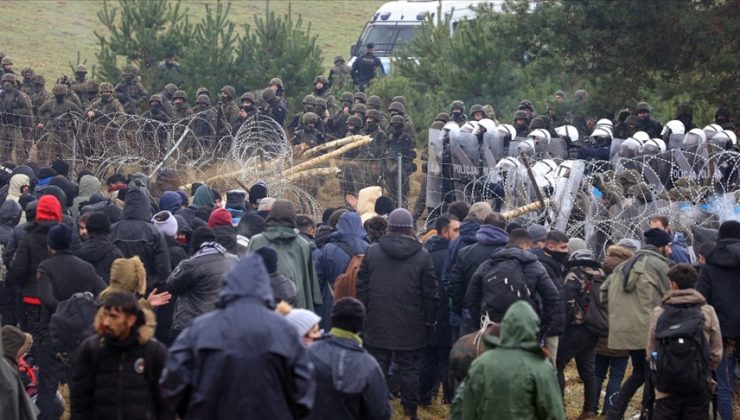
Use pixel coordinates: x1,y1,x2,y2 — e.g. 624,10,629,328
74,212,123,284
697,220,740,420
357,208,438,419
307,297,391,420
71,291,173,420
37,223,106,420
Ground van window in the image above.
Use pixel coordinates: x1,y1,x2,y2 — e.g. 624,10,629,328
359,24,419,55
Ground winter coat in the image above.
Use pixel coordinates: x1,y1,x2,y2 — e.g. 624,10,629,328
10,221,57,298
38,250,106,326
75,234,125,284
450,301,565,420
307,334,391,420
246,226,322,310
600,247,671,350
174,207,208,231
0,199,21,246
441,221,479,327
448,225,508,315
464,246,560,337
424,235,452,347
71,175,101,220
160,254,315,420
70,327,173,420
697,238,740,339
531,248,567,336
357,233,439,350
669,231,691,264
212,225,248,256
647,288,722,400
601,245,634,275
165,242,238,331
315,212,369,328
164,235,187,270
110,188,171,289
0,326,37,420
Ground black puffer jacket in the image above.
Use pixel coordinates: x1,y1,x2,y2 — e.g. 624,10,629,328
38,251,106,325
531,248,567,336
307,335,391,420
75,234,125,284
110,188,171,289
698,238,740,339
165,242,238,331
357,233,438,350
465,247,561,338
0,199,21,246
9,221,56,298
70,331,173,420
424,235,452,347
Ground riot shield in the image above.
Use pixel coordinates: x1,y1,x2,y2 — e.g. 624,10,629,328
482,130,503,173
449,130,481,184
426,128,444,208
551,160,586,232
610,138,625,159
668,133,685,150
547,137,568,160
508,137,530,158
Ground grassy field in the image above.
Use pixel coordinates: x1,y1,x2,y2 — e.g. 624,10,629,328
0,0,384,80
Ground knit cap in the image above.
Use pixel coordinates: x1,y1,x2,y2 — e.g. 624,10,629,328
567,238,587,254
331,297,365,333
388,208,414,228
644,228,672,248
527,224,548,243
285,309,321,338
36,195,62,222
152,210,178,237
208,208,233,228
47,223,72,251
466,202,493,223
86,212,111,235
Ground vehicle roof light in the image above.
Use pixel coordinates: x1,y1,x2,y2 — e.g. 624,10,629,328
380,12,391,20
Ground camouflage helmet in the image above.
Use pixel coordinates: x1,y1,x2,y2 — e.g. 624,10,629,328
196,87,210,97
52,84,69,96
367,95,382,109
450,100,465,112
314,75,328,85
352,103,367,115
164,83,178,96
574,89,589,101
513,110,528,120
518,100,533,111
1,56,13,66
391,96,406,106
86,79,100,92
353,91,367,103
302,95,316,106
21,67,34,78
636,101,651,113
122,65,137,76
149,94,162,104
56,75,72,86
196,94,210,106
334,55,345,64
173,90,188,101
261,87,276,102
434,112,450,123
269,77,283,88
314,97,327,110
99,82,113,92
366,109,381,121
240,91,256,103
220,85,236,99
388,101,405,114
31,74,45,85
339,91,353,103
390,115,405,126
301,112,319,125
346,115,363,128
1,73,17,83
469,104,484,117
75,64,88,74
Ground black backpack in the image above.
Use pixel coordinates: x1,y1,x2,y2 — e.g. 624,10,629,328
49,292,98,365
652,303,710,396
583,272,609,337
481,256,532,322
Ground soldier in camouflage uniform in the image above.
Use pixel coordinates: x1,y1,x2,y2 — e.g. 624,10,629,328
80,79,101,109
339,115,370,195
29,75,50,119
367,95,389,131
20,67,34,96
353,91,367,105
1,56,16,76
192,94,218,156
362,109,387,185
36,84,83,162
287,95,315,137
388,101,416,141
141,95,170,155
327,91,353,139
292,112,325,150
0,74,34,162
261,87,287,126
55,75,83,108
85,82,124,156
269,77,285,99
158,83,177,117
216,85,240,137
383,114,417,207
352,103,367,122
70,65,94,107
114,66,148,114
328,56,352,92
170,90,193,121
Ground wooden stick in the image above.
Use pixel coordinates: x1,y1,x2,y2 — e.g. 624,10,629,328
301,135,372,158
502,199,551,220
285,167,340,181
282,136,373,176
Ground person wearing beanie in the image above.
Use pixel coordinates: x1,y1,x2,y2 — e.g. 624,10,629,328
36,167,57,187
306,297,391,420
567,237,587,255
696,220,740,419
75,212,124,284
160,254,314,418
648,215,691,264
527,224,548,249
150,209,189,270
357,207,437,419
208,208,247,257
600,228,672,420
207,207,233,228
248,181,268,209
616,238,641,252
36,223,106,419
285,309,322,346
255,247,298,306
165,224,238,340
257,197,276,214
314,212,369,330
465,202,493,224
247,200,321,311
159,191,184,214
374,196,394,217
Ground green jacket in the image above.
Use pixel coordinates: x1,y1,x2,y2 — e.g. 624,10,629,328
600,247,671,350
451,301,565,420
246,226,322,310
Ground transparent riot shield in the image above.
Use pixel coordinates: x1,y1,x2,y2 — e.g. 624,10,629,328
426,128,444,209
551,160,586,232
449,130,482,193
547,137,568,160
667,133,685,150
610,138,625,159
482,129,503,172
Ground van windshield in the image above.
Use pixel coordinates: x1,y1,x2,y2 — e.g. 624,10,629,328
359,24,418,56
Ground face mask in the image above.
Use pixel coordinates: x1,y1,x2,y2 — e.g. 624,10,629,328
220,94,229,102
548,250,569,264
55,95,65,103
3,82,14,91
151,103,160,109
452,111,463,119
366,120,377,129
101,93,112,101
243,103,254,112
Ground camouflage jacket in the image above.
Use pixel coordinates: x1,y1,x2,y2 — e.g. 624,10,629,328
0,89,34,125
86,97,125,119
38,98,83,126
114,80,148,114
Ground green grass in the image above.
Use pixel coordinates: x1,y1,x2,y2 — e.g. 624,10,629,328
0,0,384,80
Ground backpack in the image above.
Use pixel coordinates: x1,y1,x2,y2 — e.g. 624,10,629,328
652,303,710,396
583,271,609,337
49,291,98,365
481,255,532,322
333,242,364,299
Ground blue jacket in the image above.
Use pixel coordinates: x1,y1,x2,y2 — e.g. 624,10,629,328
160,254,315,419
442,222,480,327
670,232,692,264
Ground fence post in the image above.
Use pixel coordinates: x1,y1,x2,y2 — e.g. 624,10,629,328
397,152,403,208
